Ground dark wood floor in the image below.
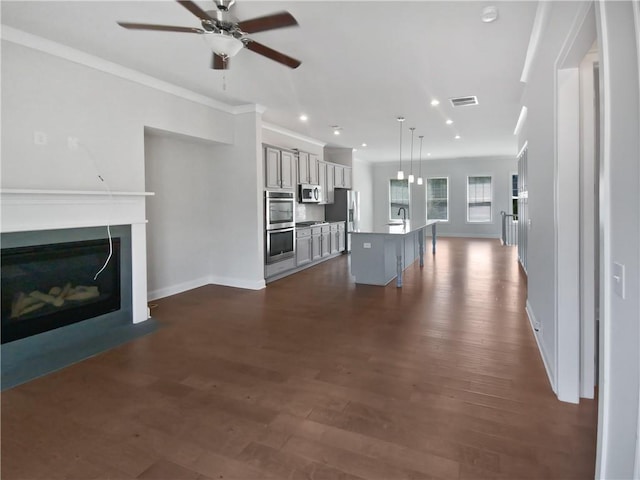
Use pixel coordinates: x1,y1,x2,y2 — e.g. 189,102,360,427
1,237,597,479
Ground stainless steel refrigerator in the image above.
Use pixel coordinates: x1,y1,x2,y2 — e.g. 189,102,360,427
325,189,360,252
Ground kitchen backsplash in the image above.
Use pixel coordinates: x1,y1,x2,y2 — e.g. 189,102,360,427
296,203,325,222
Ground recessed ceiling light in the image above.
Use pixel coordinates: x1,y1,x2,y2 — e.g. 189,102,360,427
299,114,308,122
334,130,341,136
427,153,432,157
430,99,440,106
455,135,461,140
361,143,367,147
446,119,453,125
481,6,499,23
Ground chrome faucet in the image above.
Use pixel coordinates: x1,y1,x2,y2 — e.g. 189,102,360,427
397,207,407,221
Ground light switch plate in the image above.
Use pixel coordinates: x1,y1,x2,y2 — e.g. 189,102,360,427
613,262,625,299
363,242,371,249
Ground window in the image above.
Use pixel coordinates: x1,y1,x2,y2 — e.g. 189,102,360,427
389,179,410,220
467,176,492,222
512,174,519,216
426,177,449,221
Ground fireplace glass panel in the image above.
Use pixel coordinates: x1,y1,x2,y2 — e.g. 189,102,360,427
1,238,121,343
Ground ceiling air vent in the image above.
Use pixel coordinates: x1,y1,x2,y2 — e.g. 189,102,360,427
449,96,479,107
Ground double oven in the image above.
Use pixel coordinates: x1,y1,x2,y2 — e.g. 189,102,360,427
265,191,295,264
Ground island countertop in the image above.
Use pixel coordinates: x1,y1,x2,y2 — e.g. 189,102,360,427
352,219,438,236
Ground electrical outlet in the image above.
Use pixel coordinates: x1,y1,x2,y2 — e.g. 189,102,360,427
33,131,48,145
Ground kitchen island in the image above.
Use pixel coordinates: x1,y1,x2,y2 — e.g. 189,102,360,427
350,220,437,287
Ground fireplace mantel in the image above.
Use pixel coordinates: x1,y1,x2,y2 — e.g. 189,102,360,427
1,188,154,324
1,189,154,233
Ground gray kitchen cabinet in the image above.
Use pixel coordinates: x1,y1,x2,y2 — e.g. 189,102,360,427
318,161,327,204
338,222,346,252
321,225,331,257
309,154,319,185
280,150,295,189
297,151,309,184
333,165,352,189
344,167,352,189
326,163,335,203
334,165,344,188
297,151,319,186
311,226,322,261
265,146,281,189
330,223,339,254
265,145,295,190
296,228,312,266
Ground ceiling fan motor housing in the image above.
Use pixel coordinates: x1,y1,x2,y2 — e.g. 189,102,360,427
214,0,236,11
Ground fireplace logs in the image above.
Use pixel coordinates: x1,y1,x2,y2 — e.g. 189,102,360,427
11,284,100,318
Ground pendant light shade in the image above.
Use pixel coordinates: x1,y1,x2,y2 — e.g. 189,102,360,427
408,127,415,184
397,117,405,180
417,135,424,185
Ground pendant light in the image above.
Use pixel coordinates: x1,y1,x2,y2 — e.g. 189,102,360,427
417,135,424,185
396,116,405,180
408,127,416,184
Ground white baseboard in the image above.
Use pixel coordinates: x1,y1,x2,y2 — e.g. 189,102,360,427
148,274,266,301
147,276,211,301
209,275,266,291
526,300,557,393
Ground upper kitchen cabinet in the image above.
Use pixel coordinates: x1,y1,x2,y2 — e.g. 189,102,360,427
265,146,295,190
297,151,320,186
333,165,352,189
309,154,319,185
326,163,335,204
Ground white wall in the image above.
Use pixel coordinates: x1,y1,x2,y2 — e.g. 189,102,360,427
519,2,585,392
371,157,516,235
521,0,640,475
145,132,217,298
1,40,234,192
595,1,640,477
1,37,266,297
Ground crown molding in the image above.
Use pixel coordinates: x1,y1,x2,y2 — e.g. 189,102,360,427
1,26,260,117
520,1,552,84
262,122,326,147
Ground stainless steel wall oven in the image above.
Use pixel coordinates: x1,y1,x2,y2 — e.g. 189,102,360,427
265,191,295,264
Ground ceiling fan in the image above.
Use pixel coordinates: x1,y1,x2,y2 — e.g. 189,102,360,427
117,0,301,70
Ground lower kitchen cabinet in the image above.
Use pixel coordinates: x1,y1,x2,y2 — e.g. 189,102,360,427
311,227,322,261
296,228,312,266
338,223,346,252
330,223,339,254
321,225,331,257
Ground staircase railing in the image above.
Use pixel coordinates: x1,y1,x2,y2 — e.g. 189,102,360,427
501,211,518,246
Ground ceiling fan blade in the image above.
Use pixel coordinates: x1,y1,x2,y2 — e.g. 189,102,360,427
246,40,301,69
117,22,204,34
212,53,229,70
176,0,213,21
237,11,298,34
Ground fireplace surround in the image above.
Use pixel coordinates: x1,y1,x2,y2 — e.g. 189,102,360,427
0,189,154,388
2,237,122,343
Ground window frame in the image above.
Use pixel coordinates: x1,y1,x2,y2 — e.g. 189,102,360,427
426,176,450,222
466,175,493,224
388,178,410,221
511,173,519,216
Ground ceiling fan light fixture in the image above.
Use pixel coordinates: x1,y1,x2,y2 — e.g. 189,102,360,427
204,32,244,57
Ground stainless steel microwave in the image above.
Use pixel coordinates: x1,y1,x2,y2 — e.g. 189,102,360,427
299,184,322,203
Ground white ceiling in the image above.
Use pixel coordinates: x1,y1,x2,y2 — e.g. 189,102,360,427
1,0,537,163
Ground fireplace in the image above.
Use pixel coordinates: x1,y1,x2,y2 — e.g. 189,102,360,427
1,238,121,343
